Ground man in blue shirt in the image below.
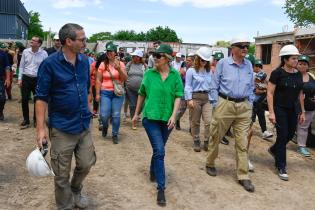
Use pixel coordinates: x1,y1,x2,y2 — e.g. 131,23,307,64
205,38,255,192
0,42,11,121
35,23,96,209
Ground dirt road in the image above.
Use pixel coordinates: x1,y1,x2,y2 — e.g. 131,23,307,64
1,86,315,210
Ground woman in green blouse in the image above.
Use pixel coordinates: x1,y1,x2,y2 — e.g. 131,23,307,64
132,44,183,206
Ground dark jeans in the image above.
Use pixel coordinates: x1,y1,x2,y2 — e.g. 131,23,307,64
21,75,37,123
270,106,298,169
142,118,173,190
0,80,6,114
92,86,99,112
251,102,267,132
125,87,139,119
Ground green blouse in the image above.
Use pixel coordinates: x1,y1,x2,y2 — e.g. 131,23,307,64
138,67,184,122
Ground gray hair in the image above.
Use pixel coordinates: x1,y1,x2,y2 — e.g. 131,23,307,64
59,23,83,45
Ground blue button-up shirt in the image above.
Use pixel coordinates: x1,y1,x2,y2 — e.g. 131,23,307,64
36,51,92,134
185,67,212,100
210,56,254,106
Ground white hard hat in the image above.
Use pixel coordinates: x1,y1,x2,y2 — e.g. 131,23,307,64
279,45,300,57
130,49,144,58
230,37,250,45
188,52,195,57
176,52,182,58
26,148,55,177
196,47,212,61
53,34,59,40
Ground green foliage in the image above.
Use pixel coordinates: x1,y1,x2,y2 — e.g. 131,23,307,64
88,26,181,42
88,32,112,43
248,44,256,55
28,11,44,39
284,0,315,26
215,40,230,48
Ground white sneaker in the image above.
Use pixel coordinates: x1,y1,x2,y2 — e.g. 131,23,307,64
262,130,273,139
278,168,289,181
73,192,89,208
248,160,254,172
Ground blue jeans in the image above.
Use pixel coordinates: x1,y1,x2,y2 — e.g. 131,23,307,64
142,118,173,190
100,90,124,136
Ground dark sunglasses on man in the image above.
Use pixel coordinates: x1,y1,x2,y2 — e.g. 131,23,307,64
232,44,249,49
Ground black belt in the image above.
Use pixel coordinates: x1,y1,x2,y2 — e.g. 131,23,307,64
193,91,209,94
219,93,246,103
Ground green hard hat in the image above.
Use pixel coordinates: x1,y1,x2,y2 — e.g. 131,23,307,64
96,52,104,59
0,42,7,49
15,41,24,48
213,52,224,60
254,59,263,66
245,54,256,65
155,44,173,56
84,48,90,53
105,41,117,53
298,55,310,64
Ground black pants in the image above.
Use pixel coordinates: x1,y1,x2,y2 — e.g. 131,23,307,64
270,106,298,169
92,86,99,112
252,102,267,132
0,80,6,114
21,75,37,123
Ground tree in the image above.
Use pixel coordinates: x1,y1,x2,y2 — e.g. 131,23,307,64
284,0,315,26
248,44,256,55
215,40,230,48
88,32,112,42
28,11,44,39
146,26,180,42
112,30,138,41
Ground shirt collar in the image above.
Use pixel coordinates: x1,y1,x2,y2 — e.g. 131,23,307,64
57,50,82,62
227,56,246,65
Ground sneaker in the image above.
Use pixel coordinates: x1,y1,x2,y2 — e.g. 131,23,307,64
238,180,255,192
20,120,30,129
297,146,311,157
220,137,229,145
248,160,254,172
278,168,289,181
262,130,273,139
73,192,89,208
193,140,201,152
206,166,217,176
112,135,119,144
157,189,166,206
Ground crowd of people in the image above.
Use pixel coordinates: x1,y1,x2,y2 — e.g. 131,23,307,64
1,22,315,209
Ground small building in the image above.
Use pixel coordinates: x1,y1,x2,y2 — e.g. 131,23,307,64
254,27,315,74
0,0,29,39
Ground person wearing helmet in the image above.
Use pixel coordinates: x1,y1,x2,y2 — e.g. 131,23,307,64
46,34,61,56
125,49,146,129
148,41,161,68
206,38,255,192
95,41,128,144
35,23,96,209
0,42,11,120
267,44,305,181
171,52,183,71
211,52,224,73
252,59,274,140
185,46,212,152
175,53,194,131
132,44,183,206
296,55,315,157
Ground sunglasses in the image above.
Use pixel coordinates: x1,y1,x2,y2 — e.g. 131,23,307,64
233,44,249,49
200,58,207,62
153,52,165,59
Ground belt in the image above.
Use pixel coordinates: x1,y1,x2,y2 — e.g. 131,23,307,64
219,93,246,103
193,91,209,94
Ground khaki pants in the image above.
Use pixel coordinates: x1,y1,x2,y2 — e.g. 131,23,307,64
50,128,96,210
190,93,212,141
206,97,251,180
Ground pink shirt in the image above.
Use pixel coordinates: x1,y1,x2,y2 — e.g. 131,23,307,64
98,61,126,91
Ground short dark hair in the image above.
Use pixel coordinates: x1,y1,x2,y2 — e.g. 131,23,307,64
153,41,161,45
59,23,84,45
33,36,43,45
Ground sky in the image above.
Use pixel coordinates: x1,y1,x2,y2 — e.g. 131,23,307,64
20,0,293,44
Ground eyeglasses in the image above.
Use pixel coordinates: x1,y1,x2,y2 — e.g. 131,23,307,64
233,44,249,49
75,37,87,43
153,52,165,59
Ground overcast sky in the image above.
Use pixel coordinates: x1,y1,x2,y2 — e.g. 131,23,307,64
21,0,292,44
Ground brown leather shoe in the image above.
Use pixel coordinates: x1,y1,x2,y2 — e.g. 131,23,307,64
206,166,217,176
238,179,255,192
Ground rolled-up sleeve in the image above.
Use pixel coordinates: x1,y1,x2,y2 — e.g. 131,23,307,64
35,61,52,102
210,61,222,106
184,68,193,100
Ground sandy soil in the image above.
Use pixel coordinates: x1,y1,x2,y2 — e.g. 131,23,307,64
1,85,315,210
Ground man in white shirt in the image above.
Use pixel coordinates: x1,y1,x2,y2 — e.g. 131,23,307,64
18,36,48,129
148,41,161,68
171,52,183,71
